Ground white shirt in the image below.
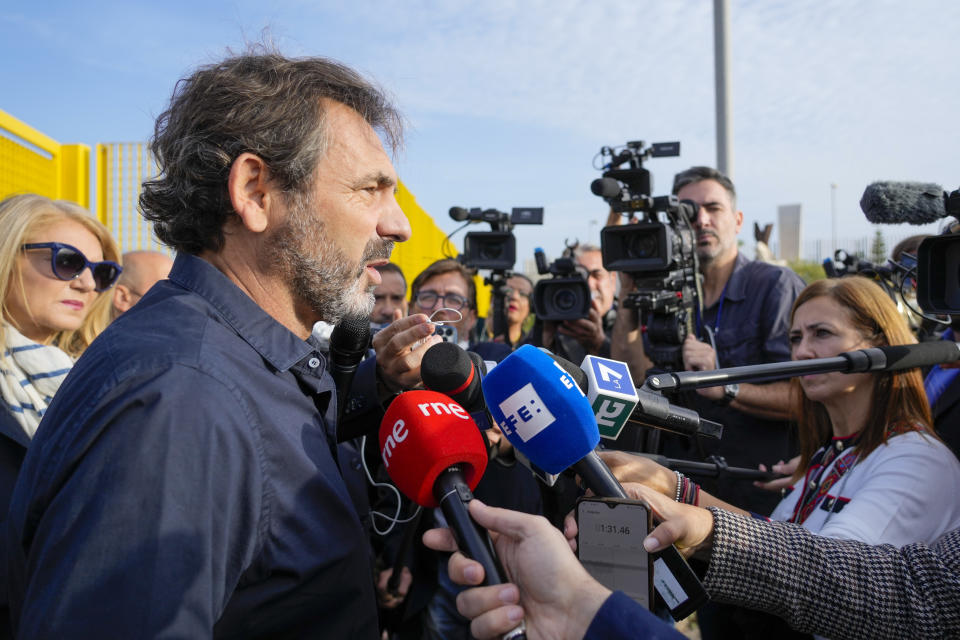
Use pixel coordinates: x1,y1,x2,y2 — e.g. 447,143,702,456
769,431,960,547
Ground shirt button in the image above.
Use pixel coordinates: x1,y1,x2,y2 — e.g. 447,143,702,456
308,357,321,369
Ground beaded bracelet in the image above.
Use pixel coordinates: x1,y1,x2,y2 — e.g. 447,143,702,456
674,471,701,505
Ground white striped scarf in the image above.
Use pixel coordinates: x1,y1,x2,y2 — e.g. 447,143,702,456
0,324,75,438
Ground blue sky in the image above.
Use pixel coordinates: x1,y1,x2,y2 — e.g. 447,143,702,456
2,0,958,269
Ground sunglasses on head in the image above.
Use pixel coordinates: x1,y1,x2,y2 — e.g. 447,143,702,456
21,242,122,292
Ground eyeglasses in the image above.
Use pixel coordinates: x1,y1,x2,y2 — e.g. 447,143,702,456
413,290,469,311
21,242,122,292
503,287,531,300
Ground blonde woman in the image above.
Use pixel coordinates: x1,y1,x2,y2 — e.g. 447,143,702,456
1,193,120,497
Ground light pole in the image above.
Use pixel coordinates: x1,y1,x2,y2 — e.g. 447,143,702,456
831,183,838,257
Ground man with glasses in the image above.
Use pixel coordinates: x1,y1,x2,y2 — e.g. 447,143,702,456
110,250,173,319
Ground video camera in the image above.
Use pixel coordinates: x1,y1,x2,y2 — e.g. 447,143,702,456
450,207,543,271
590,140,702,371
531,245,591,322
918,203,960,315
449,205,544,339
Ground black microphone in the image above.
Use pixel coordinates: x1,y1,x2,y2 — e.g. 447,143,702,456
591,177,622,198
329,314,370,439
859,181,950,225
421,342,486,410
449,206,470,222
421,342,493,430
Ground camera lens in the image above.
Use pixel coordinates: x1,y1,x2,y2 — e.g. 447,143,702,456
479,241,503,260
627,232,659,259
552,288,578,312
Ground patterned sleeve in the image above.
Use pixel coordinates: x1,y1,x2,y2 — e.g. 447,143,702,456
702,507,960,639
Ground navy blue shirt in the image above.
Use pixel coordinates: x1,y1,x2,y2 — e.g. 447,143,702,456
5,254,378,639
584,591,686,639
659,252,805,514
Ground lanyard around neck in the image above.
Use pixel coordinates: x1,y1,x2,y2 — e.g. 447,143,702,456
695,281,729,340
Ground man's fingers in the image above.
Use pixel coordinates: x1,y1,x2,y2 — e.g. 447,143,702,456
563,512,579,551
468,606,526,640
467,499,545,541
448,551,486,586
423,527,458,553
455,583,520,618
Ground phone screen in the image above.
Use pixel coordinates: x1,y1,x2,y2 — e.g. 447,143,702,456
576,497,652,609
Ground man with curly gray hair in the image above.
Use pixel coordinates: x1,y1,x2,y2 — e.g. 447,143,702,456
6,50,411,638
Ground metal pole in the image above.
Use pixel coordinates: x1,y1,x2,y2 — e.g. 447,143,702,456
831,183,838,255
714,0,733,178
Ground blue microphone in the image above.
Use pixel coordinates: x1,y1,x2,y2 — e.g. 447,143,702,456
481,345,623,496
484,344,710,622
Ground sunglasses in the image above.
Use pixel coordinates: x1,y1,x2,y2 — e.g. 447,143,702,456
21,242,122,292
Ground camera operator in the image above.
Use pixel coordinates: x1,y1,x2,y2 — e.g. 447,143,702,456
609,167,804,637
612,166,805,508
533,244,618,363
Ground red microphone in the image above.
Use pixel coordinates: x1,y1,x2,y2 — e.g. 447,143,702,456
379,391,527,639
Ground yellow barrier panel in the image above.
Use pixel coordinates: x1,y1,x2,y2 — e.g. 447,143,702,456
392,182,490,315
59,144,90,209
0,109,64,203
95,142,171,256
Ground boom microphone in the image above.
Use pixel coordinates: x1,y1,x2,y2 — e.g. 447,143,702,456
647,341,960,392
377,391,526,639
591,177,622,199
859,181,949,225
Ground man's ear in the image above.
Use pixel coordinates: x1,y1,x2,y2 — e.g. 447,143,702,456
112,284,134,315
227,153,274,233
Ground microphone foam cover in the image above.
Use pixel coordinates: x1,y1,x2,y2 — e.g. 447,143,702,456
330,314,371,358
421,341,472,393
379,390,488,508
482,344,599,474
860,181,946,225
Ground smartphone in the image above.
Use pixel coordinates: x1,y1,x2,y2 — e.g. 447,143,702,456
576,497,653,609
576,496,710,620
434,325,458,343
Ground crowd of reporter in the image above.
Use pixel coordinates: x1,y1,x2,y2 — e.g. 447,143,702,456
2,48,959,640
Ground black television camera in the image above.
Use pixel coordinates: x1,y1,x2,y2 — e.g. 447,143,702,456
449,206,544,338
918,202,960,315
531,245,591,322
590,141,702,371
451,206,543,271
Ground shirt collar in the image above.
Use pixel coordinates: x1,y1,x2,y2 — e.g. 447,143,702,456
716,251,750,302
168,253,317,373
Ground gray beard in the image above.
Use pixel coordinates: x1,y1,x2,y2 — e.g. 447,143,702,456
267,194,394,325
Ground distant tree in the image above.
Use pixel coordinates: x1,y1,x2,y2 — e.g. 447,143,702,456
870,228,887,263
788,259,827,284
